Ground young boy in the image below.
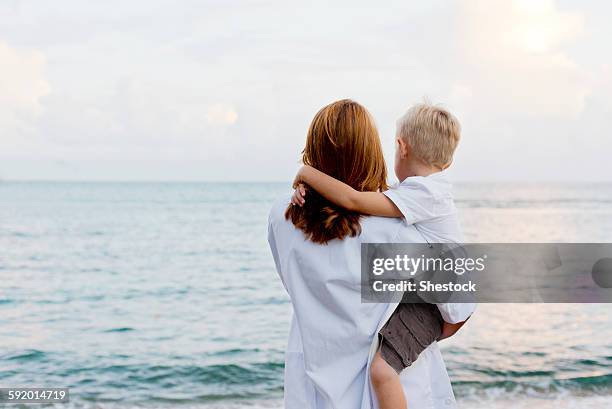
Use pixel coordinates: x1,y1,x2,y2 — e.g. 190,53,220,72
291,102,470,409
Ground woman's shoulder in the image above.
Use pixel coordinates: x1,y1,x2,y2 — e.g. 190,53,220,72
268,196,291,224
268,196,304,241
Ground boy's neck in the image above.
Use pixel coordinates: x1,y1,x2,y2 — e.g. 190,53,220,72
398,160,444,181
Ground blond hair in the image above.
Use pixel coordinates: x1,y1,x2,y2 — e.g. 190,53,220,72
286,99,387,244
397,103,461,168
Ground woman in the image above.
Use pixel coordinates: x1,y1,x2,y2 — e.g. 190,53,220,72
268,99,472,408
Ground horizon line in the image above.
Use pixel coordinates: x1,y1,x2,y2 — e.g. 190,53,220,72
2,179,612,184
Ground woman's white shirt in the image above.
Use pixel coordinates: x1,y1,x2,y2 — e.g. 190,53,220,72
268,197,474,409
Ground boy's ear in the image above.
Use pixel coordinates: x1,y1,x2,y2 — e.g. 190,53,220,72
397,137,410,158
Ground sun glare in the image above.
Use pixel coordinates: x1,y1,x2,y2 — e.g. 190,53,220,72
518,26,552,53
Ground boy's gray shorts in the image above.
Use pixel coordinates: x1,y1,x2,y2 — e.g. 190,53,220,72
379,303,444,373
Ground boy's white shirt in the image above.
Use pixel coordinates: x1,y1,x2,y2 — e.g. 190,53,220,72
383,170,471,322
383,170,464,243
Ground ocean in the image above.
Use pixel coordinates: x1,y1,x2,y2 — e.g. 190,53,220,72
1,182,612,408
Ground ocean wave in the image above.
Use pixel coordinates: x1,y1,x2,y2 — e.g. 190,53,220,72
103,327,135,333
4,349,47,362
454,373,612,398
31,392,612,409
456,198,612,209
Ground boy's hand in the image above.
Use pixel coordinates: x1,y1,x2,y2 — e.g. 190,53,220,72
291,165,311,206
437,318,469,341
291,184,307,206
292,165,309,188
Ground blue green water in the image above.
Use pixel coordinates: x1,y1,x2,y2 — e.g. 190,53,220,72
1,182,612,408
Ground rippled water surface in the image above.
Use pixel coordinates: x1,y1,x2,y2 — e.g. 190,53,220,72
1,182,611,408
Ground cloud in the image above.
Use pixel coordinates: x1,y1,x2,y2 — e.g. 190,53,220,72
0,41,50,139
0,1,610,181
206,103,238,126
454,0,588,118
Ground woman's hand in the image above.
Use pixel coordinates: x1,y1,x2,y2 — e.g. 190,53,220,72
291,184,307,206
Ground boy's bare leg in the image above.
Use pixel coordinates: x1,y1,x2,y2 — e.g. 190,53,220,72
371,350,407,409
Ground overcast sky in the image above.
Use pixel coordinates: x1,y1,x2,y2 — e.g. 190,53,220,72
0,0,610,182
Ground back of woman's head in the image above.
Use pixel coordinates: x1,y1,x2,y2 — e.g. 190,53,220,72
285,99,388,244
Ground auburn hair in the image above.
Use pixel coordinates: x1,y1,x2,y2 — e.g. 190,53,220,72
285,99,388,244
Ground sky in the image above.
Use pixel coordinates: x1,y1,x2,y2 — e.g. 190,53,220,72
0,0,610,182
